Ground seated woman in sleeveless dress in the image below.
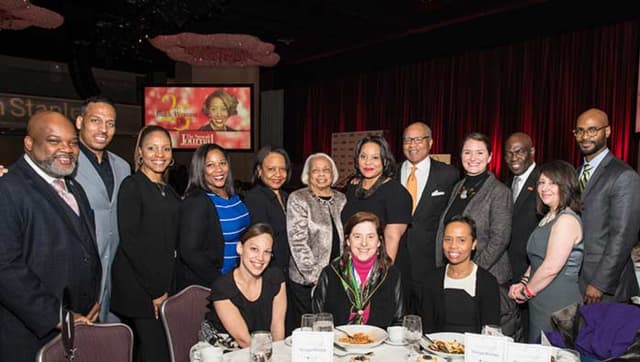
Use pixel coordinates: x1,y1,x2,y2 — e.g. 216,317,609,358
420,215,500,333
204,223,287,348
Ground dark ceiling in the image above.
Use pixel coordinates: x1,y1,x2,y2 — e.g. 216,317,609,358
0,0,638,80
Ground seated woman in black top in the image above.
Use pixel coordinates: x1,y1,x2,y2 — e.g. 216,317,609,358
312,211,404,328
205,223,286,348
420,215,500,334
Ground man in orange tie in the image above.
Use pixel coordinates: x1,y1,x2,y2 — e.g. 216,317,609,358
400,122,459,312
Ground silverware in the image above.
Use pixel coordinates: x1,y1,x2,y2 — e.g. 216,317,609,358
333,344,374,358
334,326,355,338
422,334,450,353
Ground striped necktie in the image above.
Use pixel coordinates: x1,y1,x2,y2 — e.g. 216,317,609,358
579,163,592,192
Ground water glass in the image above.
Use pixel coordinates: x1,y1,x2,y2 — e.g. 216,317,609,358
313,312,334,332
300,313,316,331
403,315,422,358
250,330,272,362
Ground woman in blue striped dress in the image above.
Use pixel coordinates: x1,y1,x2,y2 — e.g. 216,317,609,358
176,143,250,290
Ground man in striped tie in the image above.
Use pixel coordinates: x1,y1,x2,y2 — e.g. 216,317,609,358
574,108,640,304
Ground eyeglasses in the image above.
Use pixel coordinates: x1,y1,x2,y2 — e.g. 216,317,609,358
402,136,430,144
310,168,332,175
572,125,608,138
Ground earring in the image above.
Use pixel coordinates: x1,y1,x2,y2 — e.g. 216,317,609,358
169,159,175,167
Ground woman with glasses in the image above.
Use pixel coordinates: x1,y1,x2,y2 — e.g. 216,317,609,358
244,145,291,273
204,223,286,348
286,153,346,329
176,143,250,290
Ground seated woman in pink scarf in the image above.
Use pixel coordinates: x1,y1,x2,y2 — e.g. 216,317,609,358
311,211,404,327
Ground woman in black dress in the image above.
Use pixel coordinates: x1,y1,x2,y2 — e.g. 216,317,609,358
421,215,500,333
341,135,412,263
111,125,179,362
205,223,287,348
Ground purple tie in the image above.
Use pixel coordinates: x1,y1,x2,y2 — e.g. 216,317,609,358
52,179,79,216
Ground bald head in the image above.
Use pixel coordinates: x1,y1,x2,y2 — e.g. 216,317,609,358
24,111,79,178
504,132,534,176
577,108,609,126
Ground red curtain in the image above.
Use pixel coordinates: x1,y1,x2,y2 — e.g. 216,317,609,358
284,20,640,178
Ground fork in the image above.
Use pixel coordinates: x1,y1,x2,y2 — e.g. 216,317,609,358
334,326,355,339
422,335,450,353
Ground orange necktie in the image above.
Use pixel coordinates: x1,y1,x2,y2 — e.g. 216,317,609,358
406,165,418,213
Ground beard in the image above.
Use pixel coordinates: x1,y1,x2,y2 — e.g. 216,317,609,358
578,137,606,157
33,152,77,178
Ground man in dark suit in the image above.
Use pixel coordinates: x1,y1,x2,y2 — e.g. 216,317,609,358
400,122,459,312
0,111,101,362
504,132,540,284
503,132,540,341
575,108,640,304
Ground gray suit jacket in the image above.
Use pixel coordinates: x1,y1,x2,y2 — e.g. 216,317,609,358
74,150,130,321
435,173,513,284
579,151,640,301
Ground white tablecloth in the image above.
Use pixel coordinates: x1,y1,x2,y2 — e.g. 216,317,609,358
223,340,442,362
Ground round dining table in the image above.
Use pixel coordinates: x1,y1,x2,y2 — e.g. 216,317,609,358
222,339,446,361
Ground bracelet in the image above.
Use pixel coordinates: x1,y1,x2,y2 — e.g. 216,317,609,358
524,285,535,299
519,276,529,285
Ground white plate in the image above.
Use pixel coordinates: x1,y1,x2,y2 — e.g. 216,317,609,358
420,332,465,360
384,338,408,346
333,324,388,351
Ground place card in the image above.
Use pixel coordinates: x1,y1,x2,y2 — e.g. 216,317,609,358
464,333,510,362
505,343,554,362
291,330,333,362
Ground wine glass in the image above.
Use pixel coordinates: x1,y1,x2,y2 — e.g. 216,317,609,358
300,313,316,331
313,312,334,332
403,315,422,359
250,330,272,361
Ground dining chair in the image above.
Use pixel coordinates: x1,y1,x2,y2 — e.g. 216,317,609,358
160,284,211,362
36,322,134,362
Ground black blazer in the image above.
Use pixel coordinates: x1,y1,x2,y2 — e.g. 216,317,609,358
312,261,404,328
111,171,180,318
176,188,225,290
506,166,541,283
420,265,500,334
244,184,289,269
402,159,459,280
0,157,101,362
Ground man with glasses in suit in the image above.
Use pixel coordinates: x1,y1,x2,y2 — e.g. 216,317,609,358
574,108,640,304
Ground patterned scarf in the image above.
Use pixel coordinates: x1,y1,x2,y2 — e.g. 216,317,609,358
332,254,388,324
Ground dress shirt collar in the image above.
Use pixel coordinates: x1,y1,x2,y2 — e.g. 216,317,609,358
582,147,609,175
24,153,60,187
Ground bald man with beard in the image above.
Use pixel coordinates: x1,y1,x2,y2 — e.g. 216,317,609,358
574,108,640,304
0,111,101,362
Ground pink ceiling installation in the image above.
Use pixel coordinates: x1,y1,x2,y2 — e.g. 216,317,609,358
0,0,64,30
149,33,280,67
